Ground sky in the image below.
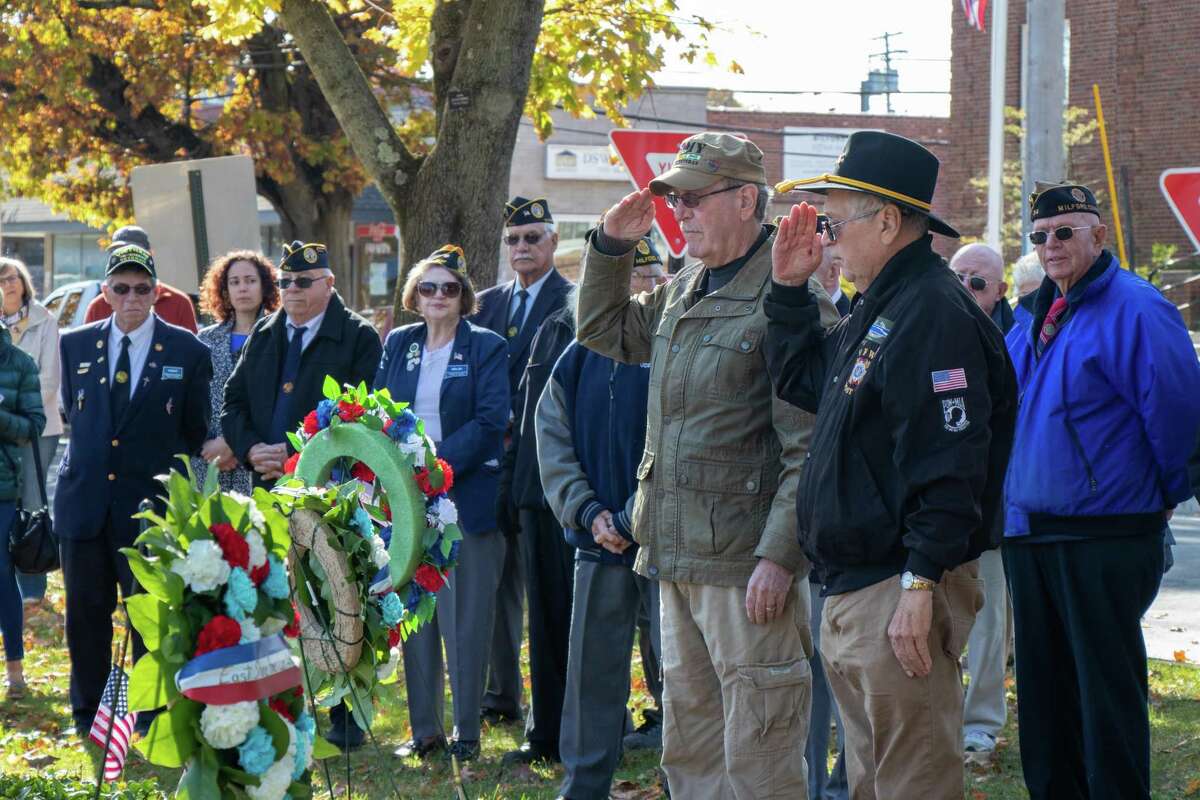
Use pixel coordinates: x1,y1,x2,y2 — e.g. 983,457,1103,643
653,0,955,117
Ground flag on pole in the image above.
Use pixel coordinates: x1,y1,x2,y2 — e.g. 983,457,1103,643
89,666,138,780
961,0,989,31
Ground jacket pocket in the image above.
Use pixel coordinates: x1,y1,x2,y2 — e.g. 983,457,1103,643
681,458,771,556
811,445,894,566
939,561,984,659
730,659,812,759
698,327,762,402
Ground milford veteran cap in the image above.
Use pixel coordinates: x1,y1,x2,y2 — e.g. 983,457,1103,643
424,244,469,277
106,244,157,278
1029,181,1100,222
648,132,767,195
505,197,554,227
280,241,329,272
633,236,663,268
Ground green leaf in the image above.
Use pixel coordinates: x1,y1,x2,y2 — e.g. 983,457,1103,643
128,650,179,711
201,461,218,497
136,699,199,767
311,734,341,760
355,379,367,404
359,413,383,431
218,765,262,787
122,550,173,606
160,632,189,665
323,375,340,400
126,593,168,650
288,431,304,452
288,780,314,798
258,705,290,760
176,751,220,800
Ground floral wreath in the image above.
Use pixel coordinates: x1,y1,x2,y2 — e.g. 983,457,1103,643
122,465,332,800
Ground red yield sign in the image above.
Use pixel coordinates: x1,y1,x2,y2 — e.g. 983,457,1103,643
609,129,700,259
1160,168,1200,252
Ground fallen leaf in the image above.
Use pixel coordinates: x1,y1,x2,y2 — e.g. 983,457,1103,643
1185,777,1200,796
1174,650,1188,663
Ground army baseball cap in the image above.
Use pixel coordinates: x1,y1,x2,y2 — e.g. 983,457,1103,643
648,133,767,195
106,244,157,278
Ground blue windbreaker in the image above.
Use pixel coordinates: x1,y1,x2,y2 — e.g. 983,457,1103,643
1004,253,1200,538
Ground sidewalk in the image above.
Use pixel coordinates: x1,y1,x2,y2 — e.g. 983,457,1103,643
1144,512,1200,664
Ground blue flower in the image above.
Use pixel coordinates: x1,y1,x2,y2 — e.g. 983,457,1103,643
387,409,418,441
380,591,403,627
447,539,460,565
378,524,392,546
352,507,374,539
316,399,336,430
403,581,423,612
223,567,258,620
237,725,277,775
292,725,313,780
260,555,290,600
428,534,459,568
295,710,316,737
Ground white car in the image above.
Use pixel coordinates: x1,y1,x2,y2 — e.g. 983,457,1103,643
43,280,101,330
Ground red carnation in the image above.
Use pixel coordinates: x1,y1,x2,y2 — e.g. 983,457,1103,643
283,604,301,639
283,452,300,475
337,400,365,422
210,523,249,570
250,561,270,586
351,461,375,484
388,627,401,648
414,564,446,593
269,696,296,722
303,410,320,436
415,459,454,498
195,615,242,656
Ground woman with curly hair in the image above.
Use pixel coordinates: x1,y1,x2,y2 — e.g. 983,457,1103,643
192,250,280,493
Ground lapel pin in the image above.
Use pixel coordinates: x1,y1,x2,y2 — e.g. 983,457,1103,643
154,343,164,352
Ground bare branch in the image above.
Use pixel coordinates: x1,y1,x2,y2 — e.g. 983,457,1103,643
76,0,159,9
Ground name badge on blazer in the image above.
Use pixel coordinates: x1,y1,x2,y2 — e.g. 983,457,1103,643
162,366,184,380
445,364,469,379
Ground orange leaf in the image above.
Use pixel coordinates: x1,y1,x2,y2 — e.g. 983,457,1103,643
1185,777,1200,796
1174,649,1189,663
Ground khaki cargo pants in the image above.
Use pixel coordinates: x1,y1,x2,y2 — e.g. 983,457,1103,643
820,561,984,800
660,578,813,800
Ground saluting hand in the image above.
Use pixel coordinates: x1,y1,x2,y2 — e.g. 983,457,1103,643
772,202,825,287
602,188,656,243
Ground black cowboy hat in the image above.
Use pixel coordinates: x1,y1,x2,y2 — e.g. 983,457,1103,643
775,131,959,238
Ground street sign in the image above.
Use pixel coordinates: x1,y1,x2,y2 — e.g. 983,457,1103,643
609,129,699,259
1160,168,1200,253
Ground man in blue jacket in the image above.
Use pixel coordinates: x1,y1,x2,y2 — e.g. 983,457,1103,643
535,236,662,800
1004,182,1200,800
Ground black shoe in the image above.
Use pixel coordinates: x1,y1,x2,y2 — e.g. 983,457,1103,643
502,742,559,766
326,703,365,751
480,706,523,725
446,739,480,762
395,736,446,759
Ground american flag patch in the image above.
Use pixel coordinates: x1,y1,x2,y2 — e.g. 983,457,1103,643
931,368,968,393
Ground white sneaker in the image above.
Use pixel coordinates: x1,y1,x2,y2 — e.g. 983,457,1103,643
963,731,996,765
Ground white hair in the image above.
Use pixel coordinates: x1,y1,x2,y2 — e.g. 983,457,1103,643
505,221,555,235
1012,251,1045,290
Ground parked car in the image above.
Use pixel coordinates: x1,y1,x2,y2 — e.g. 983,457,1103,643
43,280,101,330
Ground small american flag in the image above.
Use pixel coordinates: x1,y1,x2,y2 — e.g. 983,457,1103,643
931,368,969,393
89,666,138,780
961,0,988,31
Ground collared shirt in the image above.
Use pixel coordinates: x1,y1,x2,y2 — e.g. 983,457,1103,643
286,309,326,351
508,269,554,327
829,288,844,307
109,312,157,399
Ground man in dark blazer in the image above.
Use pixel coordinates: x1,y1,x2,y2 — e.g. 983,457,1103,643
56,245,212,736
470,197,573,728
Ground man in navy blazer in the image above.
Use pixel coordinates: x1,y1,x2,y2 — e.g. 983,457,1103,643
56,245,211,736
470,197,573,727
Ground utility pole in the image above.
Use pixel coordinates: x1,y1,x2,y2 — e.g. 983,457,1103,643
871,32,907,113
1021,0,1067,249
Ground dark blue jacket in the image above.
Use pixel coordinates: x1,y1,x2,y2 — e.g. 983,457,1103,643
56,316,212,542
374,319,508,536
535,340,650,566
1004,253,1200,538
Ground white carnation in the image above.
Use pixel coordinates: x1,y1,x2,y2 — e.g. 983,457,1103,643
398,434,426,465
246,531,267,570
199,700,259,749
370,536,390,569
246,720,297,800
430,496,458,529
172,540,231,592
377,647,401,680
239,618,261,644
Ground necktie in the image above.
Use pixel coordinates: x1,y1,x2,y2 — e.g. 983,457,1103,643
1038,297,1068,354
507,290,529,339
111,335,132,424
268,325,307,443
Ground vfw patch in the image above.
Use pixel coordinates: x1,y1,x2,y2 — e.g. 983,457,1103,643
942,396,969,432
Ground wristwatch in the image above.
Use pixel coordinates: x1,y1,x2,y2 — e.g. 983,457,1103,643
900,571,936,591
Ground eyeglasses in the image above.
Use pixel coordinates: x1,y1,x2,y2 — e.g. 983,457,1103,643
109,283,154,296
0,275,20,286
417,281,463,298
279,275,325,290
954,273,989,291
663,183,743,209
504,232,547,247
1029,225,1095,245
822,207,881,243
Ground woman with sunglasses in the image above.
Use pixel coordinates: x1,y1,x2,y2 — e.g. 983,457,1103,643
374,245,509,764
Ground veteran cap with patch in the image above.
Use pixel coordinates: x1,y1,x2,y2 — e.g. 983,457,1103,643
424,244,468,277
280,241,330,272
1029,181,1100,222
505,197,554,227
106,244,157,278
648,132,766,196
633,236,663,269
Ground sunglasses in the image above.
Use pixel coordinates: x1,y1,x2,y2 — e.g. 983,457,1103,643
1029,225,1095,245
109,283,154,296
663,183,743,210
417,281,462,298
279,275,325,290
504,232,547,247
954,273,989,291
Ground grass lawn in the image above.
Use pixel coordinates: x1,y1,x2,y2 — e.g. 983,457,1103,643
1,577,1198,798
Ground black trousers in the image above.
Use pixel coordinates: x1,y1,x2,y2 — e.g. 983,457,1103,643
61,513,147,732
1003,534,1164,800
520,507,575,753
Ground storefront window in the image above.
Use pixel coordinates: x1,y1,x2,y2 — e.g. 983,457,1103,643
1,237,46,295
50,233,106,290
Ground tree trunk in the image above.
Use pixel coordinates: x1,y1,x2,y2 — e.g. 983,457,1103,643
278,0,545,318
259,178,356,292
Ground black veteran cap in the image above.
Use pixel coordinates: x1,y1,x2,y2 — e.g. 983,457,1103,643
505,197,553,227
280,241,329,272
106,244,157,278
775,130,959,238
1029,181,1100,222
633,236,663,268
107,224,151,253
648,132,766,195
424,244,468,277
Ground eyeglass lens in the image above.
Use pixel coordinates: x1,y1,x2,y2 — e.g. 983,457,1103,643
280,276,318,289
505,233,543,246
1030,226,1082,245
111,284,154,296
418,281,462,298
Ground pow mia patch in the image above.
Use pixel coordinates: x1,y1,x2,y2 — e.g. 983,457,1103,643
942,396,969,432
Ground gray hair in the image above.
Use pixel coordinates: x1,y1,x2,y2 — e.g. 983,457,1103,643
1012,251,1046,290
0,257,36,303
505,221,556,235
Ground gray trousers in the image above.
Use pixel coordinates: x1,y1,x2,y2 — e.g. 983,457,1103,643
806,582,848,800
482,529,526,716
963,547,1010,739
403,529,506,743
559,559,661,800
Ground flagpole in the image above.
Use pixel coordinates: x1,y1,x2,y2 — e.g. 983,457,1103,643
985,0,1008,251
